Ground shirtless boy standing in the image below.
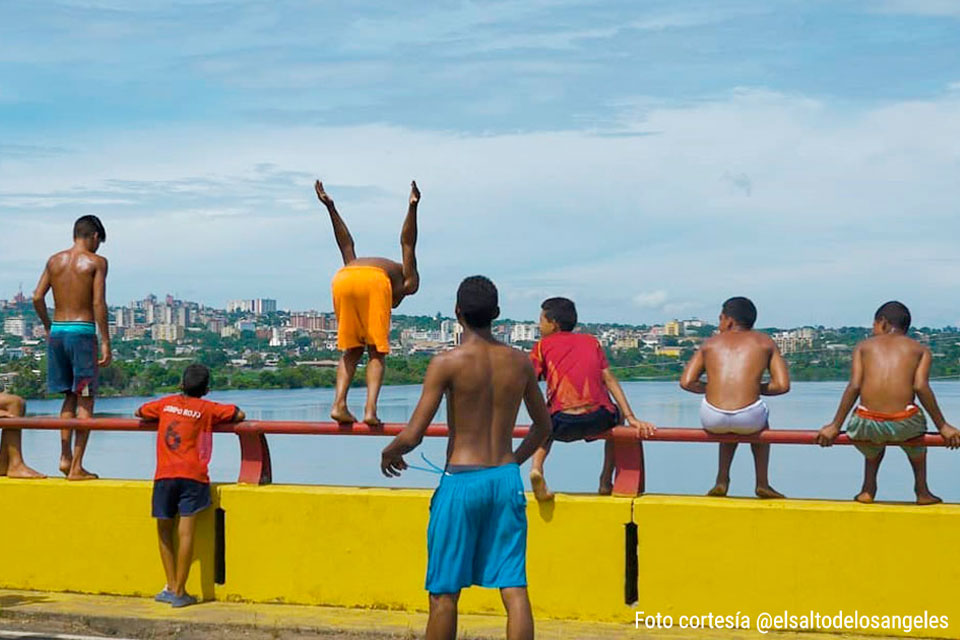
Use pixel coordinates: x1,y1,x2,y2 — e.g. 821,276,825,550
381,276,551,640
680,297,790,498
0,392,44,478
817,301,960,504
315,180,421,427
33,215,111,480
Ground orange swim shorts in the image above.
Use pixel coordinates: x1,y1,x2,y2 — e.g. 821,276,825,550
332,265,392,354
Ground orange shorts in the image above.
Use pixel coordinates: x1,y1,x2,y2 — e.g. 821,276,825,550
332,266,392,354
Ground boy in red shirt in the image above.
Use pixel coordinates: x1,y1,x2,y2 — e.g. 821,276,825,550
136,364,244,607
529,298,655,501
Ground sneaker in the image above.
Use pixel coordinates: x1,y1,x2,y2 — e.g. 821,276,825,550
169,593,198,608
154,588,175,603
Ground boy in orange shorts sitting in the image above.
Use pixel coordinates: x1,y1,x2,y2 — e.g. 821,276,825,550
529,297,655,501
314,179,421,427
137,364,244,607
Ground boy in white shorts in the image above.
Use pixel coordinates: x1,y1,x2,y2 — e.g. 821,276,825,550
680,297,791,498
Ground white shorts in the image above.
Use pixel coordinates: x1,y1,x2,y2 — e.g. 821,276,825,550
700,398,769,435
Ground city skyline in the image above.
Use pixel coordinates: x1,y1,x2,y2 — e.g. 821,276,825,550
2,2,959,327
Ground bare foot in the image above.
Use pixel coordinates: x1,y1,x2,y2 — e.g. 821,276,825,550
67,467,98,481
916,491,942,505
363,412,383,428
59,455,72,476
756,485,785,499
330,406,358,425
530,469,554,502
6,462,46,479
707,482,728,497
598,480,613,496
854,491,874,504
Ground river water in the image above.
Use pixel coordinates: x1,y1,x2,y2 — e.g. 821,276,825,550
15,381,960,502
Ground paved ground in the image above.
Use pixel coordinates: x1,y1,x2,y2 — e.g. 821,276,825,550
0,590,907,640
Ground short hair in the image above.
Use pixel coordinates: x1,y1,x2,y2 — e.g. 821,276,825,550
721,296,757,329
182,364,210,398
73,215,106,242
457,276,499,329
541,297,577,332
875,301,911,332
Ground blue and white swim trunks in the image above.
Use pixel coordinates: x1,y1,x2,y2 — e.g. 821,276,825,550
425,462,527,594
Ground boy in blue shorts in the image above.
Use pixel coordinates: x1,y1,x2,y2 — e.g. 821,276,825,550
381,276,552,640
137,364,244,607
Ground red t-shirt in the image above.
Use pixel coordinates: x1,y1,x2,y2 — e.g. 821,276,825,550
138,395,239,484
530,332,616,415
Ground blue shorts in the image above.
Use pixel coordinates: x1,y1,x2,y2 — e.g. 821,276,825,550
425,463,527,594
46,323,99,396
551,407,621,442
152,478,211,519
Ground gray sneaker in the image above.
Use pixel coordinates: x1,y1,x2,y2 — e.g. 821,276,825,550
169,593,198,608
154,588,175,603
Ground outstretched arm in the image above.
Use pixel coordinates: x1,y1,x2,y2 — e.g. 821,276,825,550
513,364,552,465
32,263,52,333
315,180,356,265
602,368,656,437
914,348,960,448
817,344,863,445
399,181,420,297
679,348,707,394
381,355,448,476
761,345,790,395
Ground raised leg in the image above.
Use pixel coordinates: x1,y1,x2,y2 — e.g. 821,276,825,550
426,592,459,640
856,447,884,503
751,443,784,498
501,586,534,640
399,181,420,297
905,449,941,505
59,393,78,476
363,347,386,427
157,519,177,592
529,438,554,502
331,347,364,424
708,443,737,496
67,395,97,480
175,514,198,596
599,438,615,495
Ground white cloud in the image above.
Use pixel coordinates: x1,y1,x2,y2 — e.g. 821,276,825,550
633,291,669,308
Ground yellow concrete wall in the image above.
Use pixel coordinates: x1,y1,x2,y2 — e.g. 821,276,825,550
633,495,960,639
216,485,634,621
0,478,217,601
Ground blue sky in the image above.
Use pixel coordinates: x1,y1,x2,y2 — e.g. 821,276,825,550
1,0,959,327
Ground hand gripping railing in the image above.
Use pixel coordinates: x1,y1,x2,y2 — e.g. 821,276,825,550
0,417,949,495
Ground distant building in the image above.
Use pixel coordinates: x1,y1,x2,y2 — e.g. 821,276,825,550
176,306,190,328
152,323,184,342
3,316,31,338
510,323,540,344
773,328,815,355
228,298,277,315
655,345,682,358
613,336,641,351
290,312,336,332
664,320,681,337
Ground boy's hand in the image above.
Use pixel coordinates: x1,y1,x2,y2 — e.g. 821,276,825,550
98,342,112,367
381,451,408,477
938,423,960,449
627,416,656,438
314,180,334,207
409,180,420,206
816,422,840,446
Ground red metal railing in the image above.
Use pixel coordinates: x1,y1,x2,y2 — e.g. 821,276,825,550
1,418,949,495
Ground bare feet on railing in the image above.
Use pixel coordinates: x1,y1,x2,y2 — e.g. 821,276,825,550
363,411,383,428
330,404,358,425
854,490,874,504
59,454,72,476
530,469,554,502
598,482,613,496
707,481,728,497
67,465,98,481
1,459,45,479
755,485,785,499
916,490,942,505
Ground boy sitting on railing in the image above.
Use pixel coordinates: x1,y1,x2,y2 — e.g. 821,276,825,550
136,364,244,607
817,301,960,504
0,392,44,478
528,297,655,501
680,297,790,498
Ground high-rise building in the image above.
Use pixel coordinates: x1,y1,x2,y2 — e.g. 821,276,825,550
2,316,30,338
151,324,184,342
510,323,540,344
176,306,190,327
664,320,681,337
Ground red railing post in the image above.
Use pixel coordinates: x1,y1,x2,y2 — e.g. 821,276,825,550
236,431,272,485
612,431,644,496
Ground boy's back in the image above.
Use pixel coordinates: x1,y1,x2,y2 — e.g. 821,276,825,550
434,337,533,467
45,247,105,322
702,330,776,410
858,334,925,413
